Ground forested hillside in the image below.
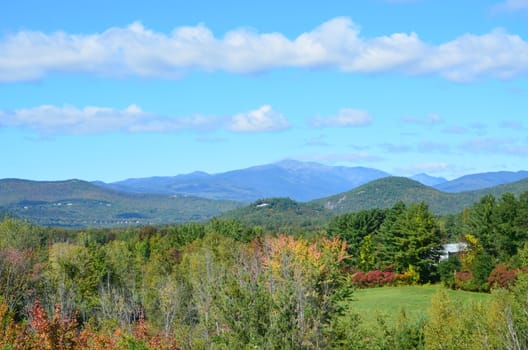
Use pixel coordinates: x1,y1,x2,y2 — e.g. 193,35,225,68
314,176,528,215
0,179,242,227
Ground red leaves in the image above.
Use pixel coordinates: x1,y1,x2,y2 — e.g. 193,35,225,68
29,299,79,350
0,298,182,349
352,270,399,288
487,263,521,289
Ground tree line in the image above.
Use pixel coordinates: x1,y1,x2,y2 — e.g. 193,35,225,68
0,191,527,349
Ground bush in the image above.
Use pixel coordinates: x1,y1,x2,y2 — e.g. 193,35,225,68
454,271,475,291
352,270,399,288
487,263,519,289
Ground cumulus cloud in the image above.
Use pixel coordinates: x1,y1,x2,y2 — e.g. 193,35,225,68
228,105,290,132
0,104,215,134
310,108,372,128
1,17,528,82
0,103,291,134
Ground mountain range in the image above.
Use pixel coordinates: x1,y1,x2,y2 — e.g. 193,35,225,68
2,160,528,228
97,160,390,202
94,160,528,202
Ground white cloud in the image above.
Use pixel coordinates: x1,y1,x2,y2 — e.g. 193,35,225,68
228,105,290,132
1,17,528,82
0,104,216,134
420,29,528,81
0,104,292,134
310,108,372,128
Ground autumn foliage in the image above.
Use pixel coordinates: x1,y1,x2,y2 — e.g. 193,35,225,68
0,298,182,350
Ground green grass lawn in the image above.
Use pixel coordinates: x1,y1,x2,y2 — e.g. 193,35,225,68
347,284,490,325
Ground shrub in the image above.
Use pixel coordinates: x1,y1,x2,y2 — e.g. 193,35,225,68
487,263,519,289
352,270,399,288
454,271,475,291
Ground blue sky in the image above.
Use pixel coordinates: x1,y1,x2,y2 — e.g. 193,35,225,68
1,0,527,182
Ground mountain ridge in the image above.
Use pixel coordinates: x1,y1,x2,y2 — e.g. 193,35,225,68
98,159,391,202
2,174,528,228
3,160,528,228
93,160,528,202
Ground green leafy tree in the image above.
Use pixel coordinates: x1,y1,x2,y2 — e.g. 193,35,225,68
328,208,386,267
377,202,443,282
376,201,408,269
494,193,527,261
44,243,107,321
465,195,497,257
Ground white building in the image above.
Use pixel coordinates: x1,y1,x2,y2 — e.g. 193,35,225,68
440,242,468,261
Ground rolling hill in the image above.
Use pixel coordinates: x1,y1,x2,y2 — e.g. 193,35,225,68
0,179,242,228
312,176,528,215
219,177,528,231
3,171,528,229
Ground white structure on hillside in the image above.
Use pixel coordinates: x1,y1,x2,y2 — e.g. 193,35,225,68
440,242,468,261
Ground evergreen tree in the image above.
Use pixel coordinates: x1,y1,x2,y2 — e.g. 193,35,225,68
377,202,443,282
328,208,386,267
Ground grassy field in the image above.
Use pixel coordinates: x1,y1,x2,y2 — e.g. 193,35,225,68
347,284,491,325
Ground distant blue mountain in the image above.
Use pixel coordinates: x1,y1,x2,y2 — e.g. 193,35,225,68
410,173,447,187
434,171,528,192
94,162,528,202
97,159,390,202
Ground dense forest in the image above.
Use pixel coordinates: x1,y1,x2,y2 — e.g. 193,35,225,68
1,191,528,349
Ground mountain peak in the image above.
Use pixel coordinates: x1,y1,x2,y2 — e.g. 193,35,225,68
97,159,389,202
